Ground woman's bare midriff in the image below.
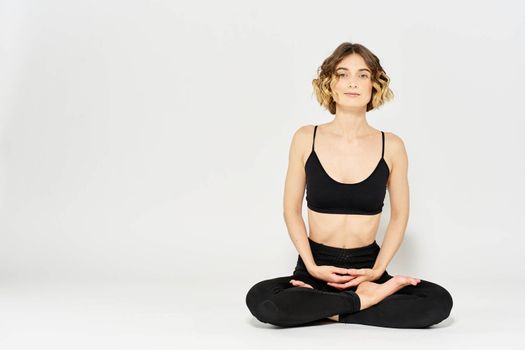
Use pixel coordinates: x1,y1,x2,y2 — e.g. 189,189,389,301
307,209,381,248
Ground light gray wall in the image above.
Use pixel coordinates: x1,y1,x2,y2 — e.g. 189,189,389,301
1,0,523,289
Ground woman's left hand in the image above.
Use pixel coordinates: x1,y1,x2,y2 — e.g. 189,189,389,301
326,268,382,290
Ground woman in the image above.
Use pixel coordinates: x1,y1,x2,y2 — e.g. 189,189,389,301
245,42,453,328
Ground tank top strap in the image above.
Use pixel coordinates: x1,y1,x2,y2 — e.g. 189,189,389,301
381,131,385,159
312,125,318,152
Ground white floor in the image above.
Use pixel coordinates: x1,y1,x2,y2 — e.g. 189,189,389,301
0,277,523,350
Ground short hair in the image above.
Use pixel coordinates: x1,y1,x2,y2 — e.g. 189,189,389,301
312,42,394,114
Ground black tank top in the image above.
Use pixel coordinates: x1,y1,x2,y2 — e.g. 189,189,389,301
305,125,390,215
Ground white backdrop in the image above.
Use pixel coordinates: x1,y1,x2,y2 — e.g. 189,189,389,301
1,0,524,348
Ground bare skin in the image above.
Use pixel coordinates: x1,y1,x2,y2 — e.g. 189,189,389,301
289,276,421,321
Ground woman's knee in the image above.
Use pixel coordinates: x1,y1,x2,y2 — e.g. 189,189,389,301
436,284,453,318
245,277,290,325
423,281,454,325
245,281,266,314
427,281,453,308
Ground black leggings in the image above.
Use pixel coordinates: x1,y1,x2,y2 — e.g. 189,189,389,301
245,237,453,328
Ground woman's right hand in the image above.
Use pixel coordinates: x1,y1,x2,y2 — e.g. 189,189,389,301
309,265,357,284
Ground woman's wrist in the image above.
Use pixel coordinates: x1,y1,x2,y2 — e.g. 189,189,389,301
306,264,318,275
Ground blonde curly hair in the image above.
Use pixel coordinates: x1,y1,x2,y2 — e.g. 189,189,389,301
312,42,394,114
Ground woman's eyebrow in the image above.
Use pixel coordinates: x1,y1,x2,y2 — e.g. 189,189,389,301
336,67,371,73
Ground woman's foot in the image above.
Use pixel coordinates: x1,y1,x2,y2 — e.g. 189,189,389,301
355,275,421,311
289,279,314,289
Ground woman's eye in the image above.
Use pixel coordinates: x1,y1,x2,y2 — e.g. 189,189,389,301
337,73,368,78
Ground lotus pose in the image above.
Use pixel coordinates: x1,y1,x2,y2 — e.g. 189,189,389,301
245,42,453,328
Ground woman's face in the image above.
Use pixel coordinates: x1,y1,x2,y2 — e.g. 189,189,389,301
331,54,373,109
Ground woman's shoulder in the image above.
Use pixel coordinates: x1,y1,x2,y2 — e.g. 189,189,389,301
289,124,316,156
291,124,316,142
295,123,316,134
383,130,405,149
382,130,408,162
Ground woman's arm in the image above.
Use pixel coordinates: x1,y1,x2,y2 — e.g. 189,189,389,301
372,132,410,275
282,125,317,272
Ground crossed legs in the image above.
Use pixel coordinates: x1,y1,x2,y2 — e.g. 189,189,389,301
246,274,452,328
